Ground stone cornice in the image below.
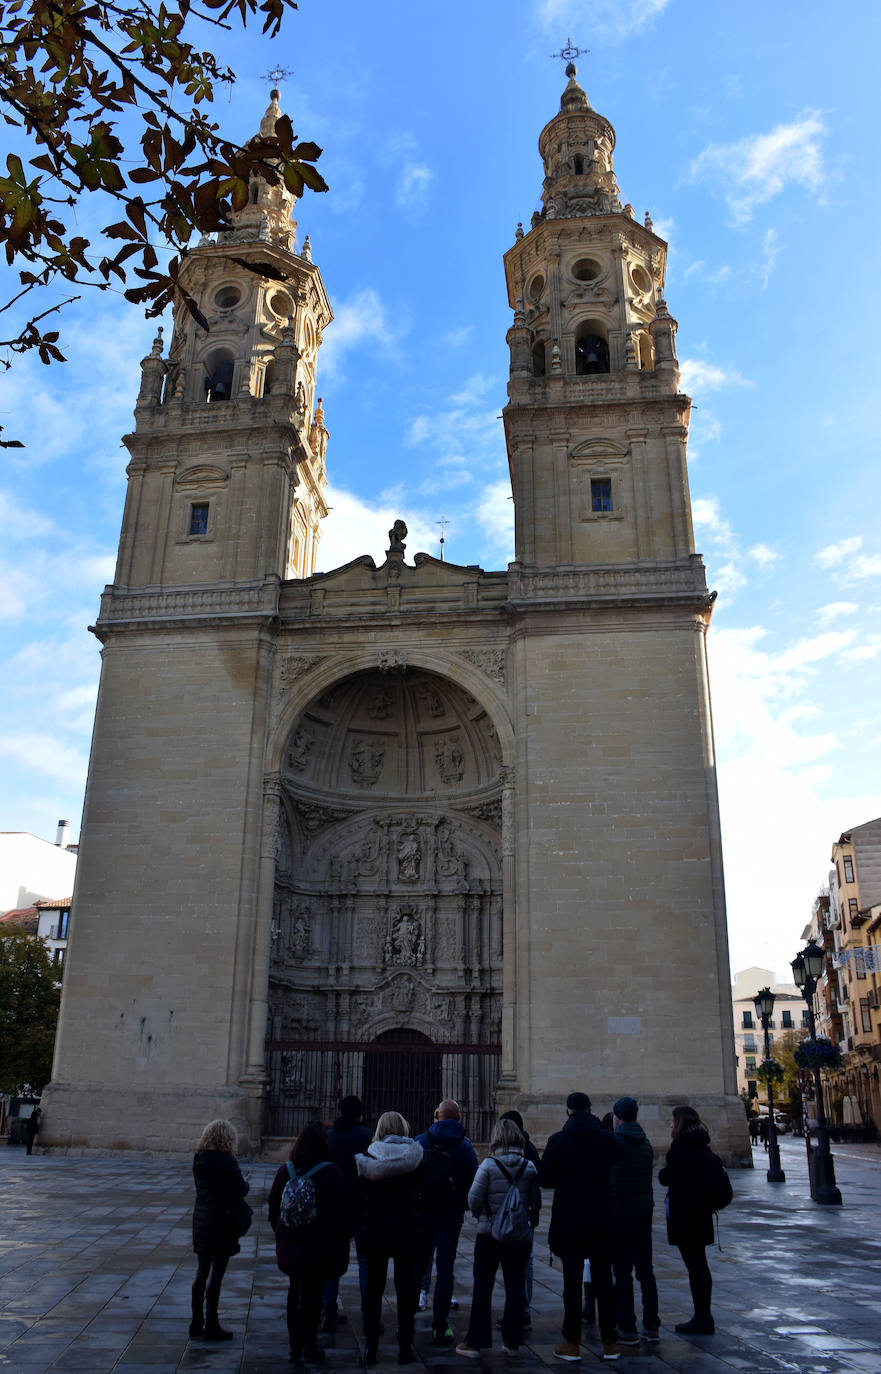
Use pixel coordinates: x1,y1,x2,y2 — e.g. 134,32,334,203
506,558,711,609
92,577,281,639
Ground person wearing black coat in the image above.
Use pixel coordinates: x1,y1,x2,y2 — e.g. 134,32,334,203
658,1105,716,1335
538,1091,625,1362
191,1119,250,1341
321,1096,373,1330
268,1121,348,1361
355,1110,427,1365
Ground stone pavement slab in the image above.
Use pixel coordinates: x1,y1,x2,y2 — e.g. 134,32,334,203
1,1139,880,1373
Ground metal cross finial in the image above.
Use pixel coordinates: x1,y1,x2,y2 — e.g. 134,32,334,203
551,36,589,67
437,515,448,562
264,67,294,91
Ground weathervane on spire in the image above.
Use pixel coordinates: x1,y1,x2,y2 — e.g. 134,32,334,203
550,36,588,74
264,66,294,93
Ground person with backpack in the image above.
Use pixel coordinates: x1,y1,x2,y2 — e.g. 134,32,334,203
658,1104,729,1336
609,1096,660,1345
355,1111,427,1366
320,1095,373,1332
268,1120,348,1362
499,1110,540,1328
190,1119,251,1342
414,1098,478,1346
455,1117,540,1359
538,1091,625,1363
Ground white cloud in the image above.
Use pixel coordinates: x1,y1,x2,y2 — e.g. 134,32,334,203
757,227,780,288
689,110,827,226
817,601,859,627
679,358,753,393
538,0,672,38
747,543,781,568
0,730,89,788
443,325,474,349
476,480,515,557
814,535,862,568
849,554,881,581
395,163,433,209
318,287,400,386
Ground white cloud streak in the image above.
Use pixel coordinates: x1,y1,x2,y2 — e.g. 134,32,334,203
689,110,827,226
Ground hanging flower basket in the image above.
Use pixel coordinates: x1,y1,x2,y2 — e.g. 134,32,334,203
756,1057,785,1085
794,1037,842,1071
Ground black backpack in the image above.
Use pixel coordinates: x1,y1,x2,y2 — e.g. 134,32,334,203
701,1149,733,1212
421,1140,457,1213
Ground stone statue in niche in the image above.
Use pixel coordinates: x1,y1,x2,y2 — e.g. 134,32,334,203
397,831,421,882
288,727,314,772
391,976,416,1012
436,820,465,877
434,735,465,784
384,908,424,967
271,917,281,949
349,736,385,786
367,689,393,719
432,993,453,1024
418,683,444,718
290,909,312,960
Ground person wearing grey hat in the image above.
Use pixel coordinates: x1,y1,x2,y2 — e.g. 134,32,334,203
610,1097,659,1345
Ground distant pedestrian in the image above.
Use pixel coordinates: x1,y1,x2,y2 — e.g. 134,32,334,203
500,1110,540,1325
748,1116,759,1146
268,1121,348,1361
414,1098,478,1346
191,1119,251,1342
539,1091,624,1363
759,1116,770,1151
455,1117,540,1359
658,1105,716,1335
609,1096,660,1345
355,1111,427,1366
321,1096,372,1331
24,1106,42,1155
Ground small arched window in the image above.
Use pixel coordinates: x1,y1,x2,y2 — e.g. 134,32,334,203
262,360,275,397
249,181,260,205
204,349,235,402
532,340,547,377
575,326,610,375
573,155,584,175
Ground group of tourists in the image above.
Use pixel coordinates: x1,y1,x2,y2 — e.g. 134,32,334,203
189,1092,730,1365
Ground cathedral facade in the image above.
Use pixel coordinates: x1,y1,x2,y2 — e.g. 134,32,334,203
44,73,747,1158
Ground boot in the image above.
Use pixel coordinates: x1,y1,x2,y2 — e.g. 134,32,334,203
204,1304,234,1342
189,1287,204,1338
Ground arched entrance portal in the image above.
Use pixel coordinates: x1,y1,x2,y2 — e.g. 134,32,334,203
264,666,503,1142
363,1028,441,1135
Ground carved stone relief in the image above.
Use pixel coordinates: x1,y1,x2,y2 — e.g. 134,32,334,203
348,736,386,786
462,647,506,685
383,906,425,968
288,727,315,772
434,736,465,784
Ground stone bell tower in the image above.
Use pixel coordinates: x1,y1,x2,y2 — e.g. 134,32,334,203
43,89,334,1152
498,64,744,1153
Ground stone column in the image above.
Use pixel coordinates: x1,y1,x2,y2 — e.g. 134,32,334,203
148,461,178,584
626,427,653,560
662,424,694,559
499,764,518,1086
239,769,281,1109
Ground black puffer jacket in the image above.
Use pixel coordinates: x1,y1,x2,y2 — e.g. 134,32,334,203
539,1111,624,1254
192,1149,250,1256
327,1117,373,1235
355,1136,426,1255
658,1124,715,1246
610,1121,654,1218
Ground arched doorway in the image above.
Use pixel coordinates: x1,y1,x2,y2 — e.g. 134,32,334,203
264,666,503,1141
363,1028,441,1136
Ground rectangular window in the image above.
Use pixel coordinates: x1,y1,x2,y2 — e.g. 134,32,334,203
590,478,612,512
742,1036,756,1051
189,503,209,536
801,1011,810,1028
745,1058,756,1073
53,948,65,965
848,898,858,918
860,997,872,1033
747,1081,757,1099
843,856,855,883
782,1010,793,1028
58,909,69,940
741,1010,753,1028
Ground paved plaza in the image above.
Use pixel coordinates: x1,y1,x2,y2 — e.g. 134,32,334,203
1,1138,880,1373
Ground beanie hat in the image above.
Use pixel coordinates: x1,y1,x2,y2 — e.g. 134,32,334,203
613,1096,638,1122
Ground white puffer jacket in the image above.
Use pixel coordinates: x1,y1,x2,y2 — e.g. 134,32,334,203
467,1149,541,1235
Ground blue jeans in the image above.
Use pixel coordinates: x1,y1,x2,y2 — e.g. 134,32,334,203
426,1214,464,1329
465,1232,529,1349
612,1213,658,1331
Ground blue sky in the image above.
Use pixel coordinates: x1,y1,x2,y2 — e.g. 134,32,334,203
1,0,879,980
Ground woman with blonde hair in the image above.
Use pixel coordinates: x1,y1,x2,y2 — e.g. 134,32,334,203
191,1119,250,1341
456,1117,540,1359
355,1111,427,1365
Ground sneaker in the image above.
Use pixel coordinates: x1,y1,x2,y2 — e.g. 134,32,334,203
553,1341,581,1362
602,1344,621,1361
617,1331,640,1345
431,1328,455,1346
642,1326,660,1343
674,1317,714,1335
450,1298,459,1311
455,1344,481,1359
418,1290,429,1311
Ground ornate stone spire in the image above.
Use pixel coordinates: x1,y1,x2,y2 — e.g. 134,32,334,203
221,87,298,251
537,63,622,220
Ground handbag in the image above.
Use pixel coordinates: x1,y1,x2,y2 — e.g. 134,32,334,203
227,1198,254,1238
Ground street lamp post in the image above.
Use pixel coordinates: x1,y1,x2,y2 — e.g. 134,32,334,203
754,986,786,1183
791,942,843,1206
